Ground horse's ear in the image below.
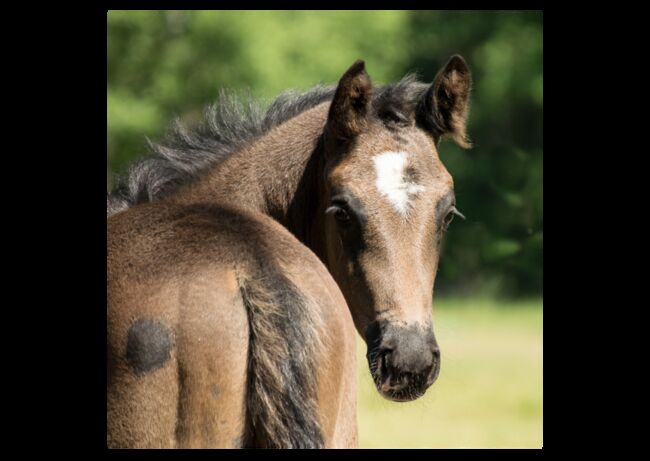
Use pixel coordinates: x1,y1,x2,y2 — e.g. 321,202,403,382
326,60,373,142
416,55,472,148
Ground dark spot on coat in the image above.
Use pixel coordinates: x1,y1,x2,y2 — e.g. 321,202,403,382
126,318,173,375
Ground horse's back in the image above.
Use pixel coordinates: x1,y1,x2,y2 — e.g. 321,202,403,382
107,201,356,448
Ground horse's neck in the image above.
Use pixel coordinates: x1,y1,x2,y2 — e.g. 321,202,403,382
169,102,330,257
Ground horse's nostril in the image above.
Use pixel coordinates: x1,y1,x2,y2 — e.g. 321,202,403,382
432,347,441,359
377,349,391,377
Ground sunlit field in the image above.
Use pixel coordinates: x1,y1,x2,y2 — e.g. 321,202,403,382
355,299,542,448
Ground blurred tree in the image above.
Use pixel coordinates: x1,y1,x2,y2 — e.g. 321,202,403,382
108,11,411,179
107,10,542,298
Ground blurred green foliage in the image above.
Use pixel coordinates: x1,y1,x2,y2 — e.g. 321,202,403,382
108,11,542,298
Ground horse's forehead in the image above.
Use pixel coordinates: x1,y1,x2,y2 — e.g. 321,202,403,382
331,147,452,220
332,127,451,196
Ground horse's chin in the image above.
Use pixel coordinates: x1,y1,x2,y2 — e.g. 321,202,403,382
375,383,427,402
368,363,429,402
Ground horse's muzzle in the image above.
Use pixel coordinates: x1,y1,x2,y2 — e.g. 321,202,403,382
365,320,440,402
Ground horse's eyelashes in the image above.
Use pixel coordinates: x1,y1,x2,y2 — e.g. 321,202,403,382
451,206,466,220
442,206,465,231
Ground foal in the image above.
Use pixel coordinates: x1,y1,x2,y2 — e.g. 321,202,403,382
108,55,472,446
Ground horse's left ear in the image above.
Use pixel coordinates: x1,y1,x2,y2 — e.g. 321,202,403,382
416,55,472,148
326,60,373,142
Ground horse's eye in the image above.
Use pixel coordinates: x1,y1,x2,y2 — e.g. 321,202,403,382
326,205,351,225
443,206,465,231
443,211,455,229
334,207,350,224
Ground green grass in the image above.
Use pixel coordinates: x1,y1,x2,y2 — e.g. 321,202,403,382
356,298,543,448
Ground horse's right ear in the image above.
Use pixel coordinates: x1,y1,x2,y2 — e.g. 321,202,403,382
325,60,373,142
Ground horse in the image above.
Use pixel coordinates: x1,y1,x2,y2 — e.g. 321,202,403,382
107,55,472,447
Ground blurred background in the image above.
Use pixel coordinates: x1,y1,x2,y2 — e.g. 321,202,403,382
108,10,542,448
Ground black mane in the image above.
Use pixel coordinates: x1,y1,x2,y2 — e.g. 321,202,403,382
107,74,428,216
